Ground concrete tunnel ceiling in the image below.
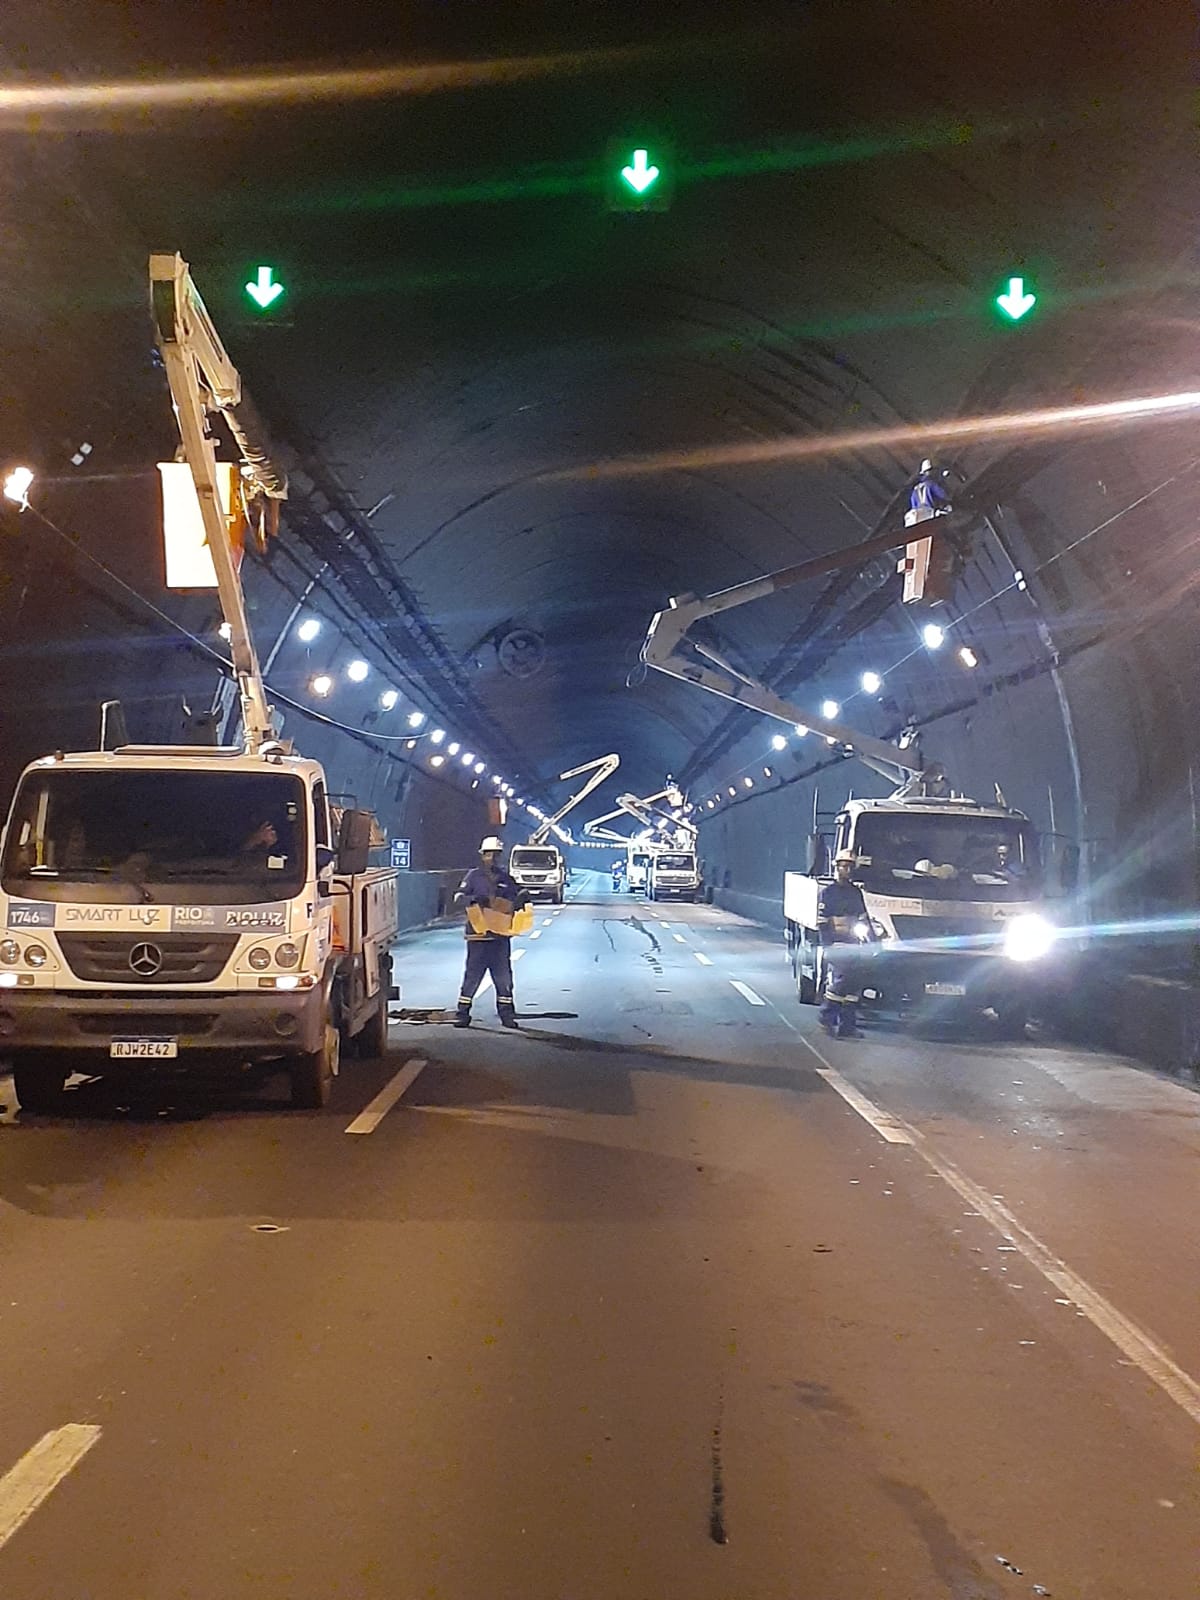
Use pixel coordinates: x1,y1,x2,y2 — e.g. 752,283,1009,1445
0,0,1195,895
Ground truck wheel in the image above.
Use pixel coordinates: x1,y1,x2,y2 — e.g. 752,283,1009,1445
13,1054,68,1115
995,1001,1028,1039
554,889,564,905
290,1017,339,1109
356,962,391,1059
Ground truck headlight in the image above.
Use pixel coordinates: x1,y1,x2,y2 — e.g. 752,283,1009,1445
23,943,47,968
248,946,272,971
0,939,19,965
1003,913,1055,963
274,942,300,968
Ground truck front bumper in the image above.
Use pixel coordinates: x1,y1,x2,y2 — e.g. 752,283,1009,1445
849,947,1039,1012
0,987,326,1068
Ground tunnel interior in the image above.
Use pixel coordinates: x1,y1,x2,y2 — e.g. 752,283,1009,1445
0,0,1194,957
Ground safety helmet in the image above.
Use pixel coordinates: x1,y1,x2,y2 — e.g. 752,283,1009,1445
920,458,934,474
834,849,857,865
479,836,505,853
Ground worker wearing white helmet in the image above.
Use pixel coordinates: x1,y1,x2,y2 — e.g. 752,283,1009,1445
816,849,871,1039
910,458,952,517
452,835,529,1029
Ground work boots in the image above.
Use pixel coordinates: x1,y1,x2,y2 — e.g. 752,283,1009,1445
837,1003,863,1040
454,1006,471,1029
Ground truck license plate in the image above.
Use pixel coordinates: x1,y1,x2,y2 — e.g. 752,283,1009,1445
110,1039,178,1059
924,982,966,997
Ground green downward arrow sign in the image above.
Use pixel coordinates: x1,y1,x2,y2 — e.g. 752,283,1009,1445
620,149,660,194
245,266,285,310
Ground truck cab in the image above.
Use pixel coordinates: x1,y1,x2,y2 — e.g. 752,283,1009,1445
509,844,565,904
0,745,397,1110
626,847,652,895
784,795,1054,1031
648,849,701,903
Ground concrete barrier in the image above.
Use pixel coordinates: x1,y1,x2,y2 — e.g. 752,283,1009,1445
395,869,465,932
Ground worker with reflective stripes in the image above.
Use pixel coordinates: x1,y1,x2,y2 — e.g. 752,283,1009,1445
453,836,527,1029
818,850,870,1039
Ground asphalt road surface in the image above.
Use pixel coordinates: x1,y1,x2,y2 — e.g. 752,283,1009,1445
1,871,1197,1598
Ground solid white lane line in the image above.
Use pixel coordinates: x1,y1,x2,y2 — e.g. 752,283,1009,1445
673,933,688,944
0,1424,102,1549
729,980,767,1007
808,1061,914,1144
796,1032,1200,1428
344,1058,427,1135
693,952,714,967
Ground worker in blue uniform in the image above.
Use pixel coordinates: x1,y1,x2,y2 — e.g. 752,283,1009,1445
818,850,871,1039
453,836,529,1029
910,458,952,516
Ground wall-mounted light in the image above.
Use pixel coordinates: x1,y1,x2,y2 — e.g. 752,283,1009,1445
380,689,399,710
296,617,321,643
347,659,369,682
310,674,333,697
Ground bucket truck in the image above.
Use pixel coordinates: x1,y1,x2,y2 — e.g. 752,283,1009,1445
510,754,620,903
640,519,1057,1029
585,783,701,900
0,253,399,1114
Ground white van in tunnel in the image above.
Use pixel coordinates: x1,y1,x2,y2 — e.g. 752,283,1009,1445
509,844,566,903
648,850,702,902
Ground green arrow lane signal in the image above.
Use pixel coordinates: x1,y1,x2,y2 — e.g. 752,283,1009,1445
245,266,285,310
621,149,660,194
995,275,1037,321
607,138,672,212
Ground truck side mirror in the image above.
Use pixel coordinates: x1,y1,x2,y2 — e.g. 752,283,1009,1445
336,808,373,876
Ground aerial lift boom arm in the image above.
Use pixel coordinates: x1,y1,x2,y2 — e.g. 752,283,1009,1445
585,783,686,845
150,252,287,752
638,526,952,783
528,753,621,844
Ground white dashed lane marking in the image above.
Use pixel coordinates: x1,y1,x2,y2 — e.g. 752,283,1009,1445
729,980,767,1007
0,1424,102,1550
673,933,687,944
693,952,714,967
344,1058,427,1135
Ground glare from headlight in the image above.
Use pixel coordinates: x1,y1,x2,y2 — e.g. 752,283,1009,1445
853,921,871,941
1003,913,1055,963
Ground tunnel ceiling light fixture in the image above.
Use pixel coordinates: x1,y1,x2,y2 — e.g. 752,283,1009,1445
405,739,417,750
346,658,369,682
728,786,737,797
922,623,946,650
310,674,333,697
461,751,475,766
430,728,445,744
743,776,754,788
447,741,460,756
860,670,883,694
380,689,399,710
407,710,426,728
763,767,773,778
821,700,840,720
296,617,321,643
430,753,445,767
770,733,787,751
795,724,809,738
958,645,979,669
474,762,486,774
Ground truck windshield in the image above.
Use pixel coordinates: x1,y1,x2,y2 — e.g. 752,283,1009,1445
852,812,1039,902
512,848,559,870
1,769,309,905
656,854,696,872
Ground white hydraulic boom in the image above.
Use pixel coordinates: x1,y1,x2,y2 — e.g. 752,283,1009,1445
150,251,288,753
585,784,694,846
640,535,932,784
528,753,621,844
